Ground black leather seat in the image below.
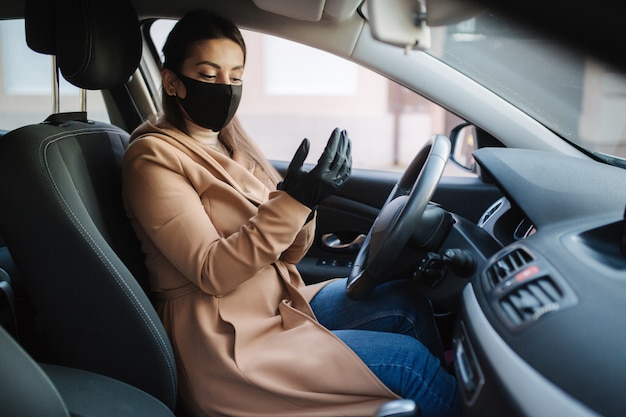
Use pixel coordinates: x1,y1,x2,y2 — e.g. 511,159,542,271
0,324,174,417
0,0,177,413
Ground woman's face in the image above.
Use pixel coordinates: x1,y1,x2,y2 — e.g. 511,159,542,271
164,38,244,98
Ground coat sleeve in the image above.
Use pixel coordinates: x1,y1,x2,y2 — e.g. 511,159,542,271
279,213,315,265
122,138,312,296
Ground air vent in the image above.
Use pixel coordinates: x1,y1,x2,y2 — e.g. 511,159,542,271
478,199,503,226
477,196,508,227
499,276,563,327
485,248,533,286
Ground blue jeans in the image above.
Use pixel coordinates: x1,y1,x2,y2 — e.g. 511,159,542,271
309,278,461,417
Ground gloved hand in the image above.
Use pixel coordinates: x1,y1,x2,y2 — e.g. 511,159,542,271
278,128,352,209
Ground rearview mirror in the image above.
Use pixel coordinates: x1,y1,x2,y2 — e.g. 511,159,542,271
449,122,477,172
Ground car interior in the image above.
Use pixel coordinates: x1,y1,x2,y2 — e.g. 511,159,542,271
0,0,625,416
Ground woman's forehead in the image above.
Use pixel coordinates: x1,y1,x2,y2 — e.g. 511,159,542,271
186,38,245,67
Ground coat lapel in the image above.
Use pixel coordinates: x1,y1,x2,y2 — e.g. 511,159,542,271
138,122,270,205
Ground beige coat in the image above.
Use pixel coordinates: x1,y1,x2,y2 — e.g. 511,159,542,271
121,119,397,417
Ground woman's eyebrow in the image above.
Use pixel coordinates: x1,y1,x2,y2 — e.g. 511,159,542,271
196,60,244,71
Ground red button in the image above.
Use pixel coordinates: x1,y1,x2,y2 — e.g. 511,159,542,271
515,265,539,282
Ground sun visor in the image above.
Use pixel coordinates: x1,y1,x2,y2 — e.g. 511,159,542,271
252,0,325,21
365,0,487,50
251,0,362,22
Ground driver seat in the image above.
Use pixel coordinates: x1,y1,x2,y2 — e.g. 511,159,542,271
0,0,177,412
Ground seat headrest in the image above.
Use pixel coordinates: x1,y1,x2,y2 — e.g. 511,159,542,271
25,0,56,55
25,0,142,90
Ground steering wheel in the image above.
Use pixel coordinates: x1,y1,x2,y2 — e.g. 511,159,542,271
346,134,451,299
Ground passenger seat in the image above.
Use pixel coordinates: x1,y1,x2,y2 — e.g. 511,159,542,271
0,0,177,414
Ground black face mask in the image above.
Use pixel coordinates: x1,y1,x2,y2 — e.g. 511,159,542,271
176,73,242,131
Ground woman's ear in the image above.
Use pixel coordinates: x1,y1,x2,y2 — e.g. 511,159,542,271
162,68,179,97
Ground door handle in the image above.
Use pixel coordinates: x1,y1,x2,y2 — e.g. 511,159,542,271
321,233,366,251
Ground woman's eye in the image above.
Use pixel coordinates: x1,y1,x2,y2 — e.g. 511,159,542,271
231,78,243,85
200,74,217,82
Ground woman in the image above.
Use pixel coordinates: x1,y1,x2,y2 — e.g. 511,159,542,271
122,9,460,417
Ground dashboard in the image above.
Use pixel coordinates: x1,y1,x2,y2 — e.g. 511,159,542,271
455,148,626,417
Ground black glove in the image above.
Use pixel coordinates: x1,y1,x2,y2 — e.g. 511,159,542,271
278,128,352,209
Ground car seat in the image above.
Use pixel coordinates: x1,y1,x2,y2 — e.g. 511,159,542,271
0,0,177,412
0,323,175,417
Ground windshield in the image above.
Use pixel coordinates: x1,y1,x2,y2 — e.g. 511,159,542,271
428,13,626,161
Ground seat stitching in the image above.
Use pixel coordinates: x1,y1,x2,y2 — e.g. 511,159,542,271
36,127,177,400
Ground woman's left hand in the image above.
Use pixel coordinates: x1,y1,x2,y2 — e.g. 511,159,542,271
278,128,352,208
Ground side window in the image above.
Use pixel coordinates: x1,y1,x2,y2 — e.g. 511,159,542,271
0,19,109,130
148,20,469,175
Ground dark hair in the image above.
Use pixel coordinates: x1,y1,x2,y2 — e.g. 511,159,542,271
160,10,280,184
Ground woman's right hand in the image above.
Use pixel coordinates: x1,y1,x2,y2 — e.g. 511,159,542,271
278,128,352,209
